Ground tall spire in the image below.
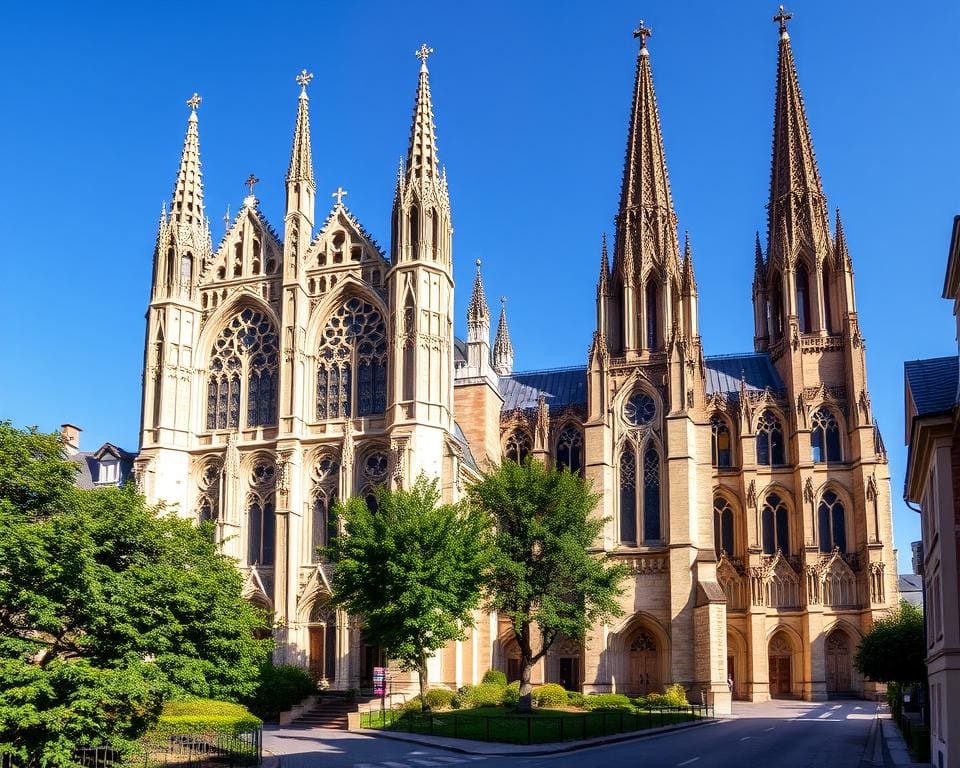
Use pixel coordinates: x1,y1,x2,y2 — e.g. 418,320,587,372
681,231,697,293
753,231,766,286
493,297,514,376
767,7,828,258
468,259,490,328
406,44,439,181
170,93,206,227
834,208,852,269
615,20,679,279
598,233,610,293
287,70,314,185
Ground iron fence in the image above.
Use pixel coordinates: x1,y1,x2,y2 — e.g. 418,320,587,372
363,703,713,745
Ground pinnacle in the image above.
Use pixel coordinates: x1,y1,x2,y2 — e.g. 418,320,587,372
493,298,514,376
835,208,852,267
170,98,205,227
287,71,315,185
405,50,440,182
467,259,490,326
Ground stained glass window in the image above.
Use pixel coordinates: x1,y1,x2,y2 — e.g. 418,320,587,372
556,426,583,475
811,407,841,463
756,410,785,466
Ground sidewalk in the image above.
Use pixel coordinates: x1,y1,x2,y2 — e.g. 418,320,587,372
359,717,715,756
878,713,932,768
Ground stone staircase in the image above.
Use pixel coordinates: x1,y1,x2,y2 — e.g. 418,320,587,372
292,693,378,730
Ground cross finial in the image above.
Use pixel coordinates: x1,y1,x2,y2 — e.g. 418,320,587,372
500,296,507,306
633,19,652,48
332,186,348,206
415,43,434,66
246,174,259,196
773,5,793,34
186,92,202,111
223,204,231,229
296,69,313,91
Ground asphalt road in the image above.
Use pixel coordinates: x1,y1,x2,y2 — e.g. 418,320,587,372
264,699,883,768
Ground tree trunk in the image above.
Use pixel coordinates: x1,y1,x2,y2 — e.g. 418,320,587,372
517,622,534,713
418,655,430,711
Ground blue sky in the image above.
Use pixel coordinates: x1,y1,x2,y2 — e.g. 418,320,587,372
1,1,957,573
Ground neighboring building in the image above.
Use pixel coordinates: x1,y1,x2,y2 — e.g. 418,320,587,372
903,218,960,768
62,423,137,489
898,574,923,610
136,13,897,710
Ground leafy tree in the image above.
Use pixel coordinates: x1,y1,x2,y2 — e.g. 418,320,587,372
328,476,490,703
468,459,628,713
0,422,273,762
855,601,926,685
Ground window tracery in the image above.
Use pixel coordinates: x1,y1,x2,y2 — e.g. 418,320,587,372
504,429,532,464
624,390,656,426
359,449,389,512
197,460,222,524
316,296,387,420
247,457,276,566
642,446,661,542
618,441,662,545
761,493,790,555
756,410,785,466
556,426,583,475
619,445,637,544
811,407,842,464
310,455,340,562
207,308,278,430
713,497,735,557
629,630,657,653
711,415,733,468
817,490,847,553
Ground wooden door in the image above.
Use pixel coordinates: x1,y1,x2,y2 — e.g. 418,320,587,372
308,626,324,681
769,656,791,697
559,657,579,691
826,633,851,693
629,630,659,695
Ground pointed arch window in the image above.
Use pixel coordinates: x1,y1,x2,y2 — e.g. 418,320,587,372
796,263,812,333
316,297,388,420
619,444,637,544
207,308,278,430
711,415,733,468
818,490,847,553
769,275,784,343
761,493,790,555
197,460,222,525
756,410,786,466
618,442,663,545
556,425,583,475
310,455,340,561
645,279,659,350
247,458,276,565
504,429,532,464
409,206,420,260
642,446,661,542
358,449,389,512
810,406,842,464
713,497,735,557
822,266,834,333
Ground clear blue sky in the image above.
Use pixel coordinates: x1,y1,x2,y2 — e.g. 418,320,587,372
1,1,957,573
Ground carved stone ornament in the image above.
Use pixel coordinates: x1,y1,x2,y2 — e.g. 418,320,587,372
746,479,756,509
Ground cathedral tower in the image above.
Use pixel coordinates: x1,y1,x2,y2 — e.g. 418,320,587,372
386,45,456,484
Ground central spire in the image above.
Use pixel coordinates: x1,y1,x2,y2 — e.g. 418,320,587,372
170,93,206,227
287,69,314,185
406,43,439,181
614,20,679,280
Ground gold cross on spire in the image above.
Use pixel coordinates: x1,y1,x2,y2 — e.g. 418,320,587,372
633,19,652,48
773,5,793,33
332,186,348,206
296,69,313,90
246,174,260,196
186,92,202,111
415,43,434,65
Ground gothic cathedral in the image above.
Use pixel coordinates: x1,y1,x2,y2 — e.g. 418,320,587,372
136,19,897,712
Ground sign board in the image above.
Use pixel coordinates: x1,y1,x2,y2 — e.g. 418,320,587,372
373,666,387,696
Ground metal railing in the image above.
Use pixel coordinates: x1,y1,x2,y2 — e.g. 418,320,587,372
362,703,713,745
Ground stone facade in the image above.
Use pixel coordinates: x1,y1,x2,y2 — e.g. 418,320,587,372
137,20,896,714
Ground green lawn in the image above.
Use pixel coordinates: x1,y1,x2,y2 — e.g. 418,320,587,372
360,705,706,744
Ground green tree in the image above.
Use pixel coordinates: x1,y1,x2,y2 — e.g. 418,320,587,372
468,459,628,713
855,601,926,685
328,476,490,703
0,422,273,763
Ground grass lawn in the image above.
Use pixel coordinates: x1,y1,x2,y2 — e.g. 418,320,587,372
360,705,706,744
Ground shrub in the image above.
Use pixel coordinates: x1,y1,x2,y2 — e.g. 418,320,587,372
631,696,648,709
663,683,688,707
244,663,316,721
533,684,568,708
567,692,587,709
482,669,508,687
423,688,456,710
152,699,262,736
583,693,633,711
644,693,668,708
399,696,423,714
502,681,521,707
468,682,505,707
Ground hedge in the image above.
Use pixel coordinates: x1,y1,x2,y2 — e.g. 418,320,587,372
532,684,568,708
151,699,262,736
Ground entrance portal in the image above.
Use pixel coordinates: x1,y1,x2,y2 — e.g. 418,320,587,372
768,631,793,698
629,629,660,695
825,631,851,694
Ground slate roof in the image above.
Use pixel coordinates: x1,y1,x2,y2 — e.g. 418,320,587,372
453,422,478,472
704,353,785,395
905,356,958,417
898,574,923,609
499,367,587,413
69,443,137,490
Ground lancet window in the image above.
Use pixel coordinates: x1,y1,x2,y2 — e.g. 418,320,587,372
619,442,663,545
197,460,222,524
711,415,733,468
713,497,735,557
247,458,276,566
311,455,340,561
316,296,387,420
756,410,786,466
504,429,532,464
818,490,847,553
810,407,842,464
556,425,583,475
359,449,389,512
796,263,812,333
206,307,278,430
645,280,659,350
761,493,790,555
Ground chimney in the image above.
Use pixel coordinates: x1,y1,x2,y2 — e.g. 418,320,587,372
61,423,82,455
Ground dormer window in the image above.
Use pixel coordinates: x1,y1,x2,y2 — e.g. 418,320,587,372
99,459,118,485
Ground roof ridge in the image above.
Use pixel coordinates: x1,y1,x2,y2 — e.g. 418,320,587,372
504,364,588,376
704,352,770,361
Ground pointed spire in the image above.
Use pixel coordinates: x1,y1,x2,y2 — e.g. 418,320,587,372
493,297,514,376
682,231,697,293
287,70,314,185
767,7,826,236
468,259,490,327
834,208,852,269
615,20,679,277
753,231,766,286
598,233,610,293
406,44,439,181
170,93,206,226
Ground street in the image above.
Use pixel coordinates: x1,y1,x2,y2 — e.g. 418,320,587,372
264,699,883,768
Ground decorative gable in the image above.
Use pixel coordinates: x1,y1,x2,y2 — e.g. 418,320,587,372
303,204,388,303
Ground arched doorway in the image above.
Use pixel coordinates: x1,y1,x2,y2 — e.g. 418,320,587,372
825,630,852,695
503,637,522,683
308,600,337,684
629,629,660,695
768,631,794,698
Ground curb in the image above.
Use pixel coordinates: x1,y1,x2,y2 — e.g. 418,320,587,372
262,749,280,768
361,717,716,756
